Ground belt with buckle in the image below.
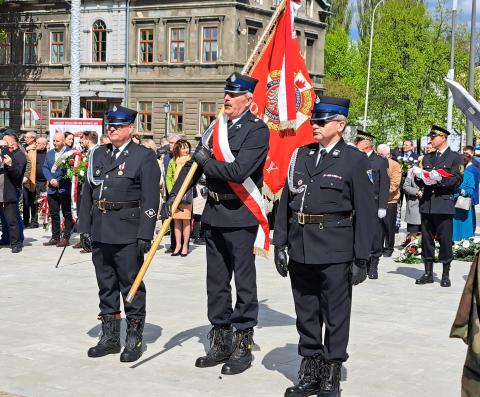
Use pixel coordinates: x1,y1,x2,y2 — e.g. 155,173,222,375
95,199,140,212
292,211,352,228
208,191,238,202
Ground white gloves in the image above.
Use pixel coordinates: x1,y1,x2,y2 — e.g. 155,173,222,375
429,170,442,182
378,208,387,219
412,166,423,177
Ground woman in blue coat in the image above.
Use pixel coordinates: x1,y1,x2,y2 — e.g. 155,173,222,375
453,170,475,241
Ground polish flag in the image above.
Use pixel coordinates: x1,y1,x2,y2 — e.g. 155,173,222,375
82,107,91,118
29,108,43,121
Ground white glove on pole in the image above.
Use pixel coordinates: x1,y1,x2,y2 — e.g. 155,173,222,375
378,208,387,219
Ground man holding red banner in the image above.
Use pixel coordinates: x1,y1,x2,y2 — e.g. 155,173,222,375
166,72,269,375
273,94,375,397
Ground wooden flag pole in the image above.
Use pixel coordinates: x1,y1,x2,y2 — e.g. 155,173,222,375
126,0,288,304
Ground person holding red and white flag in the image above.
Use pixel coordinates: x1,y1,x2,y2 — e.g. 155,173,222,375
166,72,269,376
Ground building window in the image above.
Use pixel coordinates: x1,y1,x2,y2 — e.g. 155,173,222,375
92,20,107,63
306,0,313,17
170,27,185,63
202,27,218,63
51,32,65,64
138,101,152,133
169,102,183,133
247,28,258,60
305,38,314,70
0,99,10,127
139,28,154,64
50,99,64,118
24,32,38,64
23,99,36,128
200,102,216,134
83,99,107,119
0,33,11,65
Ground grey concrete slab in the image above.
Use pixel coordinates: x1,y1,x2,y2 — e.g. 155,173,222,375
0,226,468,396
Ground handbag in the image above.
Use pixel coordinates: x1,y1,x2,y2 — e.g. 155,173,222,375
455,195,471,211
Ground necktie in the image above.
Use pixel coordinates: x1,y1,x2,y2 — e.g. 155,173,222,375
227,120,233,129
316,148,327,167
111,148,119,163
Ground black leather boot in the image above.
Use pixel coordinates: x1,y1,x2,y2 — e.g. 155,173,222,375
415,263,434,284
120,317,145,362
285,355,322,397
440,263,451,287
368,257,379,279
317,361,341,397
221,328,254,375
195,326,233,368
87,314,121,357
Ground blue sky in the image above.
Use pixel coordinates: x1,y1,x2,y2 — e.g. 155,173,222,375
349,0,480,40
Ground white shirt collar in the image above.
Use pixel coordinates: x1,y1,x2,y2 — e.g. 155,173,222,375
437,146,448,155
319,140,339,154
366,150,374,157
230,109,249,126
113,140,131,158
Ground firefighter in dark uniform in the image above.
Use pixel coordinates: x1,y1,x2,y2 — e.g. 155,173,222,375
78,105,160,362
164,72,269,375
354,131,389,279
414,125,462,287
273,94,376,397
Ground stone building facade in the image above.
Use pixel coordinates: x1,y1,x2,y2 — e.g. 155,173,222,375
0,0,327,143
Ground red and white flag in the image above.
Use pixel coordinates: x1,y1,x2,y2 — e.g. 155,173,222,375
29,108,43,121
250,0,315,194
82,107,91,118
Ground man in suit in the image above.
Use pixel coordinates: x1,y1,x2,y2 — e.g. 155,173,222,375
0,129,27,253
273,94,375,397
78,105,160,363
42,132,72,247
166,72,269,375
355,131,389,279
415,125,462,287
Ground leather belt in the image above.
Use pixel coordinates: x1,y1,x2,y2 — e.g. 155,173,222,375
94,199,140,212
208,191,238,202
292,211,352,229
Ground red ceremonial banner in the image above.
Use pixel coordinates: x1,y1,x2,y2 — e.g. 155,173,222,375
250,0,315,194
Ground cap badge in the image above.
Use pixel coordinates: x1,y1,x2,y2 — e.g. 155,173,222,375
231,74,236,82
112,105,117,112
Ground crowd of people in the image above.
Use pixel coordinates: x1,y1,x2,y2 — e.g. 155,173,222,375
0,72,479,397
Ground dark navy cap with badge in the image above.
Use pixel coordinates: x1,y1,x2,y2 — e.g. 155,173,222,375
428,125,450,138
355,129,375,143
224,72,258,95
105,105,138,126
311,92,350,122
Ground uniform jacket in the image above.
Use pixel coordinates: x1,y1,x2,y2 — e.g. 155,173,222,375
0,147,27,203
77,141,160,244
416,147,462,215
43,147,71,195
272,139,376,265
171,110,269,228
368,151,389,210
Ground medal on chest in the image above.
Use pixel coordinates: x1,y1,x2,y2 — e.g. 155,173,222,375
118,162,125,176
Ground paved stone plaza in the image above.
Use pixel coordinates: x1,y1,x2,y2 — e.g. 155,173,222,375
0,226,470,397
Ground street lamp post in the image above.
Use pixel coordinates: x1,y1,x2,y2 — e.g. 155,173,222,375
446,0,457,133
363,0,386,130
163,102,170,138
466,0,477,145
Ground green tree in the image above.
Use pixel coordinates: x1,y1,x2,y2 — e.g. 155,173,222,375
328,0,353,34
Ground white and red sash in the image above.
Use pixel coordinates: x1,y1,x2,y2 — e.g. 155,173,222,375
212,114,270,255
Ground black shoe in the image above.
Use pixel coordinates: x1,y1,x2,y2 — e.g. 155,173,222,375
87,315,121,357
368,257,379,279
171,251,181,257
395,226,400,233
195,326,234,368
194,237,206,245
11,245,22,253
120,318,145,362
382,251,393,257
285,355,322,397
440,263,451,287
165,247,174,254
318,361,341,397
221,328,254,375
415,263,434,284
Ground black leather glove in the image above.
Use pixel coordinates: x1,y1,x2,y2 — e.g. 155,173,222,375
350,259,368,286
194,146,212,168
274,246,289,277
160,194,176,219
80,233,92,252
137,239,151,257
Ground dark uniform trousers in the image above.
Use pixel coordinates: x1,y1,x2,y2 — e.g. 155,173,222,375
382,202,398,254
371,213,383,258
205,225,258,330
290,260,351,361
421,213,453,264
92,241,146,318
